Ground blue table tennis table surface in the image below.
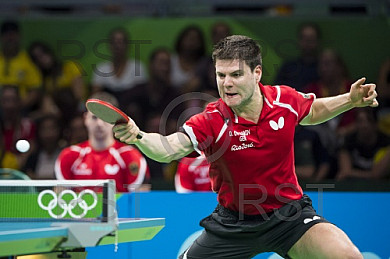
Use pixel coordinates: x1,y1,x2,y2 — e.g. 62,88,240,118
0,218,165,257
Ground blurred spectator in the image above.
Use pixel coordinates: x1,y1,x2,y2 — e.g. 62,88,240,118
28,41,86,123
294,125,330,181
55,92,150,192
274,22,321,92
175,155,212,193
0,85,36,168
210,21,231,45
121,48,181,130
0,20,42,113
377,58,390,135
337,108,390,180
306,48,356,137
0,127,19,170
91,27,148,101
63,112,88,146
23,114,64,179
122,48,182,184
306,49,356,178
377,58,390,106
171,25,209,94
304,49,356,177
198,22,232,98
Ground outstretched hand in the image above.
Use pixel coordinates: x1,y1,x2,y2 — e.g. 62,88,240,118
113,118,141,144
349,77,378,108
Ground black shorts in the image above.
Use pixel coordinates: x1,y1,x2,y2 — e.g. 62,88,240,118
179,194,329,259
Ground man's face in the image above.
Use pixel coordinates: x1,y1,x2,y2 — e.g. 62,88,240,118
84,112,113,141
299,26,319,57
215,59,261,108
0,87,20,114
318,50,341,79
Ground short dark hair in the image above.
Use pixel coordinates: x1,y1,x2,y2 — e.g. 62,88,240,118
89,91,119,107
1,20,19,35
212,35,262,71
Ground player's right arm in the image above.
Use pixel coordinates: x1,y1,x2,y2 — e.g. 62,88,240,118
113,120,194,163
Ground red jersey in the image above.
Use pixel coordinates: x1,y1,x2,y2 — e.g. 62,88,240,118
55,140,149,192
183,83,315,215
175,156,212,193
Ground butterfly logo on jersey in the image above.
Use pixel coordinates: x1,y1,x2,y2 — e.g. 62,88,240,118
104,164,120,175
269,117,284,131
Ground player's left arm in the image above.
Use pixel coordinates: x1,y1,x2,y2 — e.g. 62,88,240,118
300,77,378,125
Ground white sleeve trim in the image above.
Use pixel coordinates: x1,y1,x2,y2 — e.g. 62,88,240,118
182,124,202,155
109,147,127,169
298,92,317,122
174,173,193,193
273,101,298,117
54,158,65,180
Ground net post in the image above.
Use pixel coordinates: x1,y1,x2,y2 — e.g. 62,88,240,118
103,180,116,223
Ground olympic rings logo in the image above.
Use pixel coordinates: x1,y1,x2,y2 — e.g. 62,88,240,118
37,189,98,219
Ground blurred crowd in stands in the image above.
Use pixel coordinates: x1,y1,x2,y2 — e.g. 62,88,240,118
0,19,389,192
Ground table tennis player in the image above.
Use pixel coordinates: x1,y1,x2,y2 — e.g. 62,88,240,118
113,35,377,258
55,92,150,192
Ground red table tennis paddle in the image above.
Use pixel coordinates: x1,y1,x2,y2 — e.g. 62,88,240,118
86,99,142,139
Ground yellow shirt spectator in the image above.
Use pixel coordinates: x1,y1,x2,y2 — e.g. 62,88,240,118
43,60,82,94
0,151,19,170
0,50,42,98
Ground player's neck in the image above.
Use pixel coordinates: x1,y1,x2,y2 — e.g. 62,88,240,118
232,91,263,124
90,137,115,151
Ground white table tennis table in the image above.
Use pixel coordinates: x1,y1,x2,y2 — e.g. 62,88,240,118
0,217,165,257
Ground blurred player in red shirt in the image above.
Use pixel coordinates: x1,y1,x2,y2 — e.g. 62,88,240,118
55,92,149,192
175,155,211,193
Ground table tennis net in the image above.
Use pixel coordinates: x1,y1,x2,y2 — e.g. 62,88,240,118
0,180,116,223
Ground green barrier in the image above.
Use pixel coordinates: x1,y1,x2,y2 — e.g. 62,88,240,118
15,16,388,85
0,192,104,219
